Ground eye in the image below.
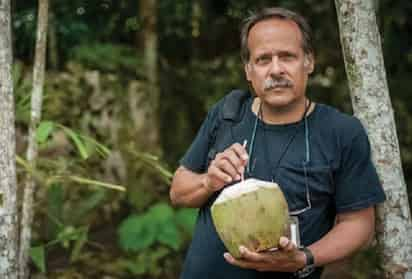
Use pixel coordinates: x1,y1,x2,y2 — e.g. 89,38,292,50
279,53,296,62
256,55,271,65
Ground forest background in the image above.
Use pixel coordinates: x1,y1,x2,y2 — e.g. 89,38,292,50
12,0,412,278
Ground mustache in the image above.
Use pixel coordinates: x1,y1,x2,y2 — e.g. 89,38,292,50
263,76,293,91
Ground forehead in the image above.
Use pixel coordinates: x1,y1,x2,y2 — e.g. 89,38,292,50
247,18,303,55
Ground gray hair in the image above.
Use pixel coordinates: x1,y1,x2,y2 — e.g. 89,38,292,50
240,7,314,64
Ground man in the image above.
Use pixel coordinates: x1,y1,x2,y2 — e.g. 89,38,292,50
170,7,385,279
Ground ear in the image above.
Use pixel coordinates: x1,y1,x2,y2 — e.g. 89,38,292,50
244,63,252,82
304,54,315,74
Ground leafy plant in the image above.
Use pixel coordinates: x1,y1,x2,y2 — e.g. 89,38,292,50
30,224,90,272
20,120,126,274
350,245,382,279
116,203,197,277
131,151,174,184
13,61,32,123
70,43,143,76
119,246,171,276
36,120,111,160
118,203,197,253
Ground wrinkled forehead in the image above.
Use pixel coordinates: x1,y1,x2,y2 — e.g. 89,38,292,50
247,18,304,55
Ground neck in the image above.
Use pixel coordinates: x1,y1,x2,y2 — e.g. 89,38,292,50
252,98,312,125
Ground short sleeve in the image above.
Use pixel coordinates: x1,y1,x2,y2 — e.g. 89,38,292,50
334,121,386,213
179,103,221,173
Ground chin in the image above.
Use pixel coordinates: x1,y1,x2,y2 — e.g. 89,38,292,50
262,94,296,108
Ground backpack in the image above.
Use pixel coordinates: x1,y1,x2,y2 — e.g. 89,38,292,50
206,89,251,165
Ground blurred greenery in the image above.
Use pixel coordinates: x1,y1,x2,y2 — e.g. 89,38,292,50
118,203,196,252
11,0,412,278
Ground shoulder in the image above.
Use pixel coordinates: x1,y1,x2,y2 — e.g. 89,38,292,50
207,89,252,123
314,103,366,141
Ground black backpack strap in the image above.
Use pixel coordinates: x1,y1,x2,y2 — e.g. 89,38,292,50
207,90,250,166
221,89,251,122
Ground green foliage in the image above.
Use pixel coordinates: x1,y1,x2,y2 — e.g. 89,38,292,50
55,226,85,249
47,184,65,236
116,203,196,278
70,227,89,262
30,225,89,273
118,203,196,253
13,61,32,123
70,43,143,76
58,124,111,160
118,214,157,252
63,127,90,159
175,208,197,234
13,0,412,278
65,189,107,225
30,246,46,273
24,123,122,273
131,151,174,184
35,120,111,160
350,246,382,279
120,246,171,276
36,121,55,144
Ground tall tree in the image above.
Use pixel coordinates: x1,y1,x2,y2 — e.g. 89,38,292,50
19,0,49,278
134,0,159,147
122,0,161,209
335,1,412,278
47,3,58,70
0,0,19,277
140,0,158,87
191,0,202,58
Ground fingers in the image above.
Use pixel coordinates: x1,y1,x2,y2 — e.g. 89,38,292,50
218,143,248,173
214,152,241,180
224,243,303,273
206,142,249,191
279,236,296,252
224,246,279,272
231,142,249,162
223,252,267,271
238,246,267,262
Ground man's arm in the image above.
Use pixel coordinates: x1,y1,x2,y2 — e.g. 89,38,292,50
224,206,375,272
169,166,214,208
170,143,249,208
308,206,375,266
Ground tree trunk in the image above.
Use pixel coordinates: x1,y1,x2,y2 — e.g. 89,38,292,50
191,0,202,58
139,0,158,86
122,0,162,210
335,1,412,278
19,0,49,278
137,0,159,147
48,5,58,70
0,0,19,278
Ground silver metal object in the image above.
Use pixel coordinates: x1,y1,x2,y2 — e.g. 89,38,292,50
289,216,301,247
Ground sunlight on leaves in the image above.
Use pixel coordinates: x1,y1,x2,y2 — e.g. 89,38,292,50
36,121,55,144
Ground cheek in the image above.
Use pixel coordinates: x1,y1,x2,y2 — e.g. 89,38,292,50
252,76,266,89
247,70,260,84
292,74,309,93
252,68,267,81
290,67,307,82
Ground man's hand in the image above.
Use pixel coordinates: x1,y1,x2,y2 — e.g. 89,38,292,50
223,236,306,273
169,142,248,208
203,142,249,192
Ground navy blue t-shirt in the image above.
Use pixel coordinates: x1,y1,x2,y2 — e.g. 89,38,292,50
179,95,386,279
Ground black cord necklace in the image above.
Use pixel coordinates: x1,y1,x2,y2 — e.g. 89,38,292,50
259,99,312,181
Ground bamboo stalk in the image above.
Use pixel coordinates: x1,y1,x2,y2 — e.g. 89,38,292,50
19,0,49,278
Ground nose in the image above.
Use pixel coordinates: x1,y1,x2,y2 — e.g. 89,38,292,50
269,56,284,76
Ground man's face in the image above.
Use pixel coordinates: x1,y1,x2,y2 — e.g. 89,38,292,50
245,18,314,109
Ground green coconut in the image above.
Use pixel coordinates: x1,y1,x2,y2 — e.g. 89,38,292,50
211,178,289,258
